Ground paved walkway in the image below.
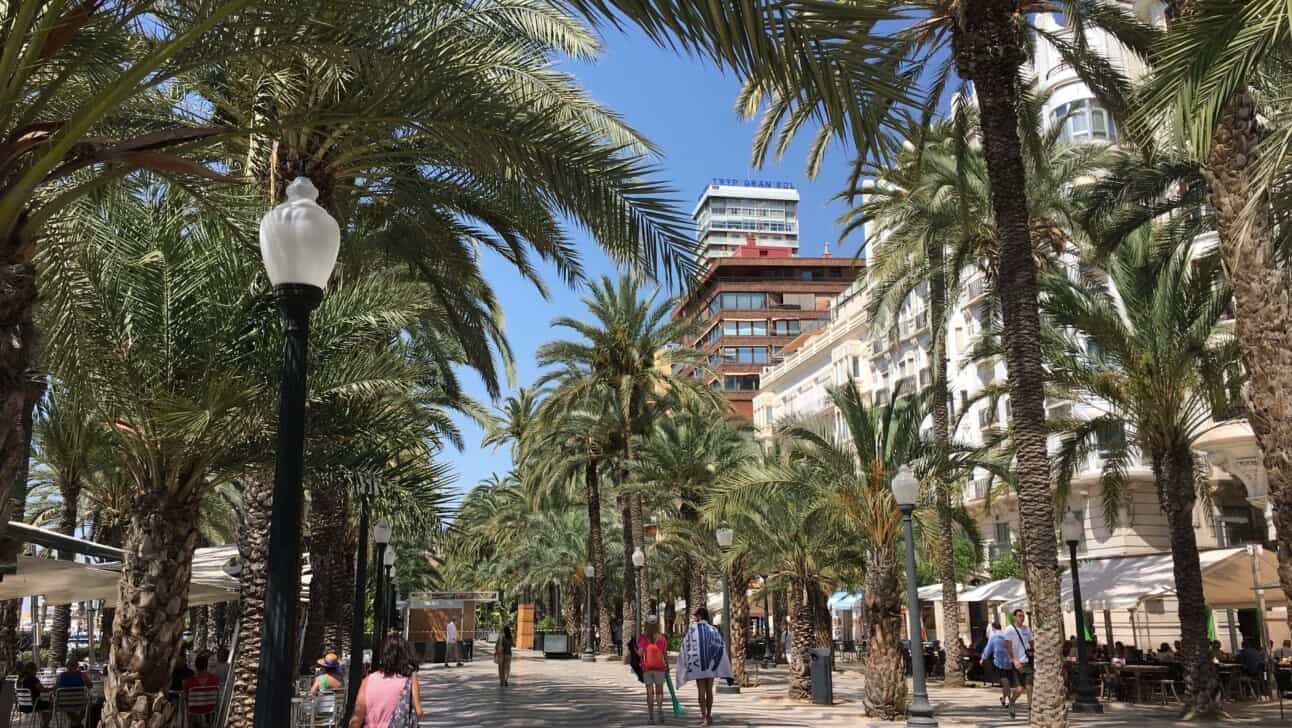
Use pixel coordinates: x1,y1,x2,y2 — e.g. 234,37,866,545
415,649,1286,727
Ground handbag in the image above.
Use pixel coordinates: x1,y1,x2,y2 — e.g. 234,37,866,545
386,677,417,727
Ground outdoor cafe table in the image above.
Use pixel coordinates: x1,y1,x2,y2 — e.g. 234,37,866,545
1117,663,1169,703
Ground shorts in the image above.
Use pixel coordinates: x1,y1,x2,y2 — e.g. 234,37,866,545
1000,665,1033,687
643,671,666,686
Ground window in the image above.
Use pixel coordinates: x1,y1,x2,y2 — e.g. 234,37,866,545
772,319,801,336
1095,421,1126,452
851,356,861,379
724,374,760,391
1053,99,1116,143
720,347,769,364
708,292,767,315
995,522,1012,548
722,320,767,337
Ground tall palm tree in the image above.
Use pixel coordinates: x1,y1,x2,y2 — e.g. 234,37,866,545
1142,0,1292,613
537,274,713,640
1038,233,1240,718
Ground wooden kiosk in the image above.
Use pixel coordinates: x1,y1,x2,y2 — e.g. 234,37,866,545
404,591,498,663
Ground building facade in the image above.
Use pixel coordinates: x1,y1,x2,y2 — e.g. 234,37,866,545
754,1,1282,649
693,179,801,264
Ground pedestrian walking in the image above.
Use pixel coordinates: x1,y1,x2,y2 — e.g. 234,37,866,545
348,635,423,728
444,617,464,667
979,622,1012,714
495,627,514,686
638,615,669,724
676,608,732,728
311,653,345,695
1001,609,1034,715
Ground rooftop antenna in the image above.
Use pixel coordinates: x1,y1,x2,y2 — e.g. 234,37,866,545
822,240,832,258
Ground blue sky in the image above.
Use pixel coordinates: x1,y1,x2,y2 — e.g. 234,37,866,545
442,27,867,497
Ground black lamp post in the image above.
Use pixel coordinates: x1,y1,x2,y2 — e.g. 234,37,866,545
893,465,936,728
1062,510,1101,712
372,517,391,659
715,526,740,694
387,564,399,631
345,471,379,723
382,549,396,633
582,564,597,662
253,177,340,728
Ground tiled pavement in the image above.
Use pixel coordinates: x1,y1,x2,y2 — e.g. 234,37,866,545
415,649,1286,727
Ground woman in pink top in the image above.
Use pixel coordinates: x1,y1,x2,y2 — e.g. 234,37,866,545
348,635,424,728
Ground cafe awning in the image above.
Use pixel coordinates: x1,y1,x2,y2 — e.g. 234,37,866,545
1000,547,1282,611
917,583,966,602
960,578,1026,604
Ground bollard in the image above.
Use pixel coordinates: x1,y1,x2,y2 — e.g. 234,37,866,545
809,647,833,706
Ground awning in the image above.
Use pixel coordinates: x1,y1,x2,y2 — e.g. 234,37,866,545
828,591,863,611
1001,547,1282,611
0,544,312,606
917,583,966,602
960,578,1026,604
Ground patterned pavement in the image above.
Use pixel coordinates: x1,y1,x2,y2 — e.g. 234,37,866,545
414,648,1285,727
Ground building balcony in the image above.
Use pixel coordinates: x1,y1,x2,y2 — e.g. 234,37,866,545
898,311,929,339
966,477,993,502
964,276,989,303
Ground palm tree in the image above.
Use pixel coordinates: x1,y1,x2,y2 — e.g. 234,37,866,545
1142,0,1292,613
537,274,714,640
1038,232,1240,718
0,2,303,532
708,463,853,701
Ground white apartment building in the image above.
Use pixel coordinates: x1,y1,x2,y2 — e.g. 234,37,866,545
754,2,1283,648
692,178,800,264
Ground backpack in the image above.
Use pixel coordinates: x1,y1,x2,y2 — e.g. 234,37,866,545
643,637,667,672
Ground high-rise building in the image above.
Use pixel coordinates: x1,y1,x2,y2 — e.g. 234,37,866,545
692,178,800,264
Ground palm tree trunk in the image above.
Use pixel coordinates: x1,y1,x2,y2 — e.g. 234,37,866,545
302,477,349,668
810,583,830,649
928,237,964,687
788,583,812,700
954,6,1065,726
1202,92,1292,623
619,494,638,655
228,475,272,728
862,544,906,719
772,590,788,665
563,583,581,652
0,377,42,675
1153,447,1222,718
49,479,81,666
585,459,613,655
100,487,202,728
729,559,750,687
0,243,37,556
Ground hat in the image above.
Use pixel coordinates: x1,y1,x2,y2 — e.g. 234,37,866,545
318,653,341,669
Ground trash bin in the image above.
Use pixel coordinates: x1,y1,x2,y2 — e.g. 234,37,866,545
810,647,833,705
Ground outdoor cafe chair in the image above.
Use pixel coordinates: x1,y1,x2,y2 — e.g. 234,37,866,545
182,686,221,728
49,686,89,728
12,687,40,728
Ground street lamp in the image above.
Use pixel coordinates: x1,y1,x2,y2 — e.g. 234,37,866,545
387,563,399,630
632,547,646,636
345,470,379,723
892,465,935,728
583,564,597,662
1062,510,1101,713
254,177,340,728
372,517,391,660
715,527,740,694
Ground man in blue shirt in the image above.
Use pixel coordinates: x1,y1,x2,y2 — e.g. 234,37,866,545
980,622,1013,715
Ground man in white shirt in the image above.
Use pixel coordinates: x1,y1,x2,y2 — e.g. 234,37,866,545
445,617,463,667
1002,609,1034,709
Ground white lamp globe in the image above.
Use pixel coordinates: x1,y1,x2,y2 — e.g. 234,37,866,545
1061,510,1083,545
715,527,734,550
585,564,595,578
891,465,918,508
259,177,341,289
384,548,396,567
373,517,391,545
631,547,645,568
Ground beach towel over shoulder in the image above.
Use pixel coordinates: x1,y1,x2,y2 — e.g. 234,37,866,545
675,621,732,687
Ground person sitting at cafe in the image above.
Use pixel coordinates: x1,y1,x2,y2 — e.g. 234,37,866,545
1275,639,1292,662
1211,640,1230,663
183,654,222,725
1111,642,1128,667
19,661,52,725
1155,642,1176,663
54,659,88,689
1237,639,1266,677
